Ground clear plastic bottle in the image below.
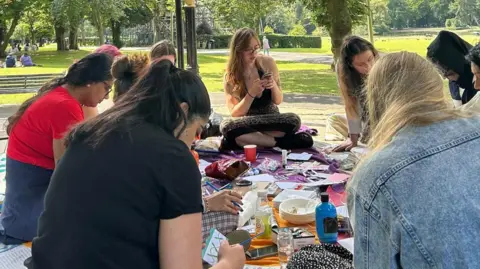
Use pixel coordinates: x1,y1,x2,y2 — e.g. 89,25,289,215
255,190,272,239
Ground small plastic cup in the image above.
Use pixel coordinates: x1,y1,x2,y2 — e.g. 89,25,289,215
244,145,257,162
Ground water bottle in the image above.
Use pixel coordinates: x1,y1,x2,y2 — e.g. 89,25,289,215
277,228,293,269
255,190,272,239
315,192,338,243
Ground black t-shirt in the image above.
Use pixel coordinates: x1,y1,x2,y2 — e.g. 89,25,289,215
30,123,203,269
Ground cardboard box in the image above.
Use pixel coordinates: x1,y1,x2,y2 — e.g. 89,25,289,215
271,227,316,251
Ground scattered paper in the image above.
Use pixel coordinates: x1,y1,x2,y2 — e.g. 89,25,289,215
329,173,350,183
275,182,299,190
336,205,349,218
202,229,227,266
0,245,31,269
287,153,312,161
338,238,354,254
198,159,211,173
329,152,350,162
243,174,276,182
286,162,329,171
238,225,256,234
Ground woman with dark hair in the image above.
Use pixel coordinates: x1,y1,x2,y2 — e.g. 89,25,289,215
427,30,477,107
29,60,245,269
1,53,113,244
327,36,379,152
462,44,480,112
221,28,312,149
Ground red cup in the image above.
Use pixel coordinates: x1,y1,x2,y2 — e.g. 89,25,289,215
244,145,257,162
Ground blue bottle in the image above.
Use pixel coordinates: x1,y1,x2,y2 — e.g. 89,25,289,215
315,192,338,243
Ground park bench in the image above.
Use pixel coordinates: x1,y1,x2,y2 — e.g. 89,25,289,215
0,73,64,94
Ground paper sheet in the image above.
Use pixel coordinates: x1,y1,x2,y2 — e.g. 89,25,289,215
198,159,211,173
0,245,31,269
329,173,350,183
243,174,276,182
338,238,354,254
202,229,227,266
287,153,312,161
275,182,299,190
336,205,349,218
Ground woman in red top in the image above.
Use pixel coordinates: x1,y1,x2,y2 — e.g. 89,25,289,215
1,53,113,244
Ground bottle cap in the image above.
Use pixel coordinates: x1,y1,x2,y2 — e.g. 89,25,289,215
320,192,329,203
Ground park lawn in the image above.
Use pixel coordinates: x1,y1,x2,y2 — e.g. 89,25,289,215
0,50,337,104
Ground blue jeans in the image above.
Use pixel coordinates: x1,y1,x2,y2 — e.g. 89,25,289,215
0,157,52,244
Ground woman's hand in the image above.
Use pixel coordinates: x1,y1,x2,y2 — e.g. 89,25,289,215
261,76,275,89
333,134,359,152
205,190,243,214
216,241,246,269
249,79,265,97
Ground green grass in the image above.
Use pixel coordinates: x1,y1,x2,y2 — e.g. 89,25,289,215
0,46,337,104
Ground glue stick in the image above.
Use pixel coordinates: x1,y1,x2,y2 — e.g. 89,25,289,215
281,150,287,168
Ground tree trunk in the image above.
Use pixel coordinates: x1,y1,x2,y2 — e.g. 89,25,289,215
326,0,352,69
69,25,79,50
0,14,21,58
111,20,122,48
153,0,167,42
55,23,68,51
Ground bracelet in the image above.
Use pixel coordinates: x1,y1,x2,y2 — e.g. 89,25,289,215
246,90,255,99
204,198,211,213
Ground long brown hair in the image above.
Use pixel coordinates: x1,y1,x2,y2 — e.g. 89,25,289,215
150,40,176,61
6,53,113,135
338,36,379,118
225,28,260,99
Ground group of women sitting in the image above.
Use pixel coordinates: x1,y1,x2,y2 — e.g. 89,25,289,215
2,27,480,268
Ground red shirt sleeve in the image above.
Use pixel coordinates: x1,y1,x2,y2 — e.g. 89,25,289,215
51,100,84,139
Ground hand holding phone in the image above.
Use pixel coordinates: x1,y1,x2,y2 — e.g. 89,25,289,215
218,241,246,269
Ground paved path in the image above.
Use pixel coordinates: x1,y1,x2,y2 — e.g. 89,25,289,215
0,93,344,151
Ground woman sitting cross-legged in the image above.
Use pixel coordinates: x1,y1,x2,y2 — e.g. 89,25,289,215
348,52,480,268
1,53,113,244
29,60,245,269
220,28,313,150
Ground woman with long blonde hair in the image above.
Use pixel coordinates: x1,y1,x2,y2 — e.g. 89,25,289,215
347,52,480,268
220,28,312,149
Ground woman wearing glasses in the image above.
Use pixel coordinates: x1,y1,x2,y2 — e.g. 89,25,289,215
1,53,113,244
221,28,312,149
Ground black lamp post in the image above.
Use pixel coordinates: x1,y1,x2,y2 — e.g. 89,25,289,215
184,0,198,74
174,0,184,69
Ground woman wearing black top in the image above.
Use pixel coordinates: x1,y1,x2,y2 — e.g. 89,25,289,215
29,60,245,269
427,30,477,107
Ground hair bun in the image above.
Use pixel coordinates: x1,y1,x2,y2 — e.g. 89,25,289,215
112,54,149,81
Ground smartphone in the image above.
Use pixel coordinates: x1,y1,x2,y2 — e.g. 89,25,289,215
246,245,278,260
261,72,273,79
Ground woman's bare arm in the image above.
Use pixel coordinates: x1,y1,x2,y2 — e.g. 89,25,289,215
224,78,255,117
263,56,283,105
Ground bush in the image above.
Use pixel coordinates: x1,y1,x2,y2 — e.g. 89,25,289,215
373,23,391,35
288,24,307,36
263,25,274,34
197,34,321,49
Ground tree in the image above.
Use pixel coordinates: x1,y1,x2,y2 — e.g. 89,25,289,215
451,0,480,26
203,0,278,33
289,24,307,35
0,0,36,57
294,0,368,62
111,1,153,48
265,4,296,34
88,0,125,45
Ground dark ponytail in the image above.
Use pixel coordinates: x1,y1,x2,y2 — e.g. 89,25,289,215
5,53,113,135
66,59,211,147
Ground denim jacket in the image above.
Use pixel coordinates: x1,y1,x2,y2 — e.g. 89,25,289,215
348,116,480,269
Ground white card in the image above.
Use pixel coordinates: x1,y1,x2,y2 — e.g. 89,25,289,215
275,182,299,190
338,238,354,254
287,153,312,161
202,229,227,266
243,174,276,182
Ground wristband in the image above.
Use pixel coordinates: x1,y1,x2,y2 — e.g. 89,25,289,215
246,90,255,99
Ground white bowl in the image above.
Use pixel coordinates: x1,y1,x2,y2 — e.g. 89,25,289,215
279,198,317,225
